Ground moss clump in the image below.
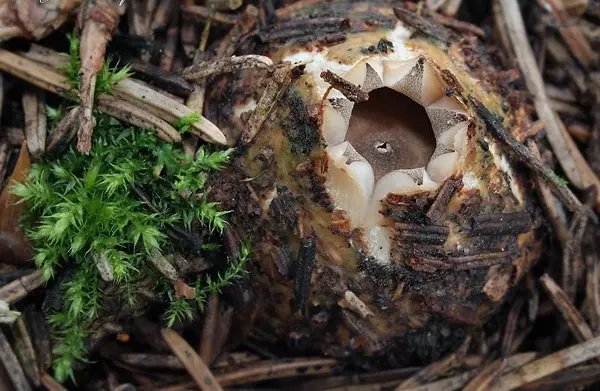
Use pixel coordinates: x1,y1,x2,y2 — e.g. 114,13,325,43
11,111,247,382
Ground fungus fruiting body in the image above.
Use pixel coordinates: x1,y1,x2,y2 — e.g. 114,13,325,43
207,2,542,363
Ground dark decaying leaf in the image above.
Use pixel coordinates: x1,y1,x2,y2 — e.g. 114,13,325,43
0,143,33,265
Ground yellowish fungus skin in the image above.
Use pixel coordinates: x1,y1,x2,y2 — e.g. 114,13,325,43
207,3,542,364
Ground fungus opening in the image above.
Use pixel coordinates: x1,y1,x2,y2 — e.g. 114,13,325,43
346,88,436,181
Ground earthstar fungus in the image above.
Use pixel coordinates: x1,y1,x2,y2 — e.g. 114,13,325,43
207,3,543,363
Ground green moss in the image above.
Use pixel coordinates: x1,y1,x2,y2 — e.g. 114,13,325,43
11,111,244,382
60,32,133,99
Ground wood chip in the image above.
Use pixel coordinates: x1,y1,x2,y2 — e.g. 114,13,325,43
148,251,179,281
45,108,80,154
23,308,51,373
215,4,258,57
338,291,374,319
394,7,454,43
561,212,588,300
112,78,226,145
161,328,223,391
96,94,182,143
0,50,225,146
21,90,46,160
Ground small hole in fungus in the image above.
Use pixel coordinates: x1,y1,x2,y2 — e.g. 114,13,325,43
346,87,436,180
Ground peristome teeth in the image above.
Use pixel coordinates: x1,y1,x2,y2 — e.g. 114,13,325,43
388,59,424,105
437,121,469,150
322,101,349,146
343,58,384,92
327,141,350,162
347,161,375,197
426,96,469,137
326,142,375,226
382,58,418,86
371,170,419,203
422,61,445,106
453,122,469,154
427,150,459,183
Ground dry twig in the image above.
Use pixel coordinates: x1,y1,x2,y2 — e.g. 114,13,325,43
320,70,369,103
241,65,292,145
182,55,274,81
